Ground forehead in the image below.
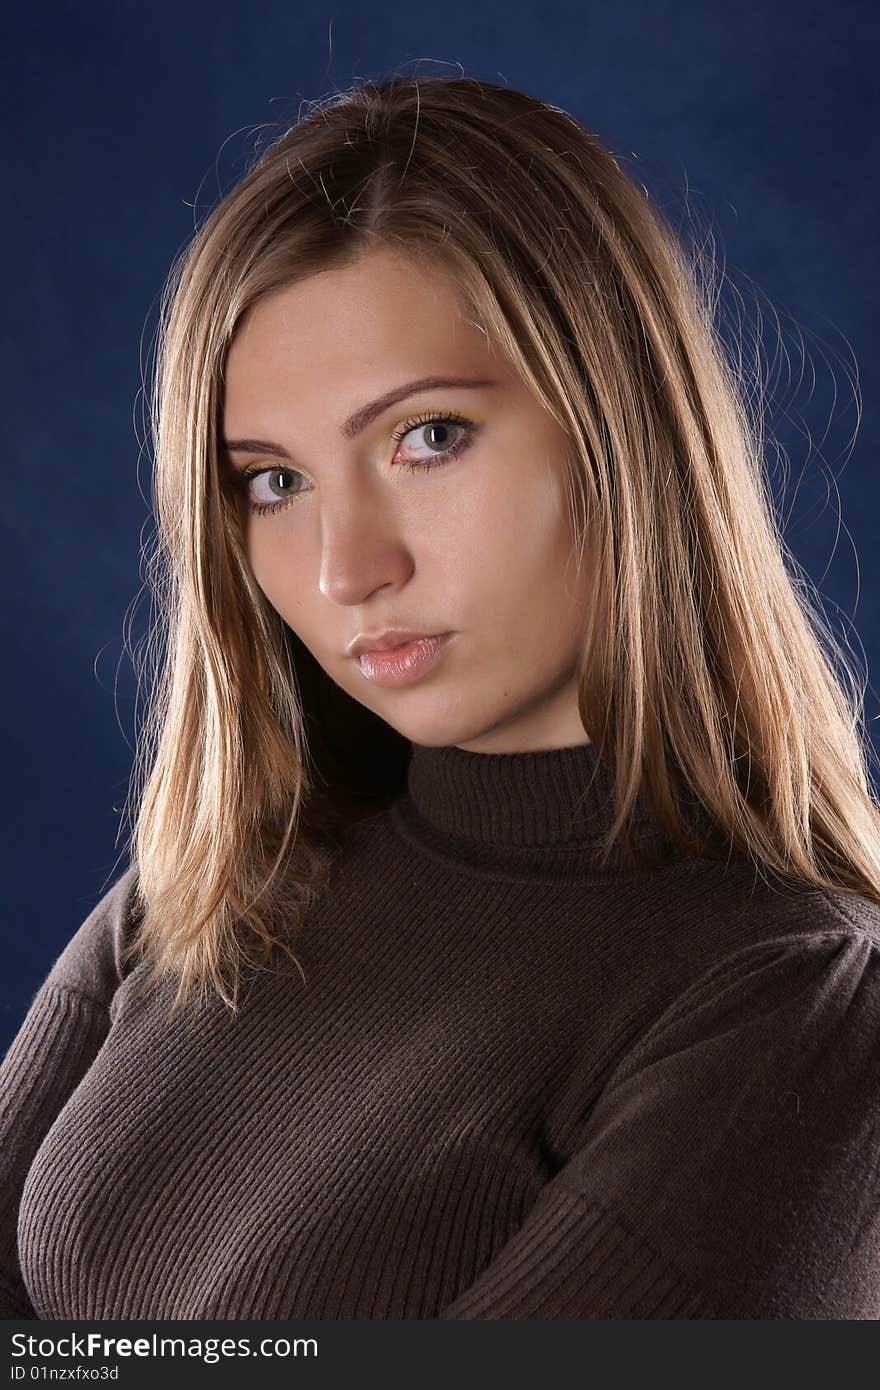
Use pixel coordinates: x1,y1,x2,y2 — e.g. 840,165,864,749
222,249,506,424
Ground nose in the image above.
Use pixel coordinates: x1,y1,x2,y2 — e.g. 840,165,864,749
317,492,415,608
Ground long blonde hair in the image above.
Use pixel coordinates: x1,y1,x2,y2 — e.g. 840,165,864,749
120,73,880,1019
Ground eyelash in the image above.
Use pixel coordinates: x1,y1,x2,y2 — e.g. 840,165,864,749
232,410,477,516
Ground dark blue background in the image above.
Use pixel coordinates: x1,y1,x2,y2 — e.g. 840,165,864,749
3,1,878,1049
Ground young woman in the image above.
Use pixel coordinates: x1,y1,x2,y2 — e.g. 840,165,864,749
3,74,880,1322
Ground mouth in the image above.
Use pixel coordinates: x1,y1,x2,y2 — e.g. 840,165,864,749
348,628,445,658
355,632,455,688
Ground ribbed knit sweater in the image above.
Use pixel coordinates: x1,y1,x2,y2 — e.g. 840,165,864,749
3,739,880,1320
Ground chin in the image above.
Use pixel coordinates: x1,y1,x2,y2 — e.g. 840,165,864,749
384,695,508,751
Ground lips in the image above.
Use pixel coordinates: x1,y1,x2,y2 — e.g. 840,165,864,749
355,633,454,687
349,630,440,659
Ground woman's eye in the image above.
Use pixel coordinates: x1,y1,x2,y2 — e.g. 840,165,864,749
237,411,476,515
391,413,475,475
238,466,309,515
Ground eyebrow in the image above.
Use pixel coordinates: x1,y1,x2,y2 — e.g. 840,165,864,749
221,375,500,459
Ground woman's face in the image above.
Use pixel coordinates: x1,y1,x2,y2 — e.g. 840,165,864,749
221,247,593,753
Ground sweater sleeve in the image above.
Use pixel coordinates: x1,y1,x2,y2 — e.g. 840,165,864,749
0,866,140,1319
438,926,880,1320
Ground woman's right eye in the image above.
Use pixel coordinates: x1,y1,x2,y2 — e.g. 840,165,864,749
238,466,309,515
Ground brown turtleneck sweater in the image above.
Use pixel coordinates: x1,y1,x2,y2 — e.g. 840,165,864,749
3,739,880,1320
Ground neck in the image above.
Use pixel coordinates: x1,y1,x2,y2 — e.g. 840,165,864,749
389,739,673,878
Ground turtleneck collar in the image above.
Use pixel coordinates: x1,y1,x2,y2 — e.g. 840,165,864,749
389,738,672,877
407,739,619,846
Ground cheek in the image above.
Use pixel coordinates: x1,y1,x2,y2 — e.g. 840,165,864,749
244,532,306,618
455,454,564,549
476,466,571,584
449,473,575,635
245,537,277,597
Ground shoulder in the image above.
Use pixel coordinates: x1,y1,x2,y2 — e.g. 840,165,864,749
616,880,880,1095
556,885,880,1319
661,851,880,988
816,882,880,949
43,863,143,1010
718,878,880,1001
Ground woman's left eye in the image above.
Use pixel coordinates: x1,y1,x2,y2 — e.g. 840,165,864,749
391,412,477,474
230,410,479,518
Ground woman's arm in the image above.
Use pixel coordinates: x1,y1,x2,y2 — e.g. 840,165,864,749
0,867,139,1318
438,926,880,1319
